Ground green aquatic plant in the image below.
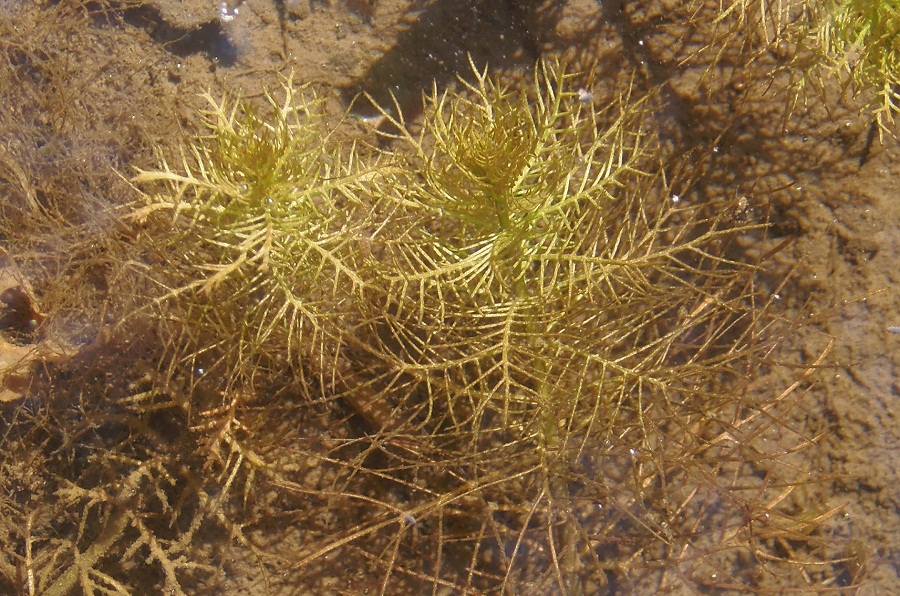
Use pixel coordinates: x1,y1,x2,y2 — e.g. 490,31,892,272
127,81,377,399
0,51,849,594
311,59,838,592
712,0,900,134
807,0,900,132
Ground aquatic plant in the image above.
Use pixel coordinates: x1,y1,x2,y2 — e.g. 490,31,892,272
324,57,836,592
104,58,839,592
806,0,900,132
713,0,900,134
126,81,379,400
0,31,849,596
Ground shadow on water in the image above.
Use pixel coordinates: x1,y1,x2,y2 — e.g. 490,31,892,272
343,0,562,122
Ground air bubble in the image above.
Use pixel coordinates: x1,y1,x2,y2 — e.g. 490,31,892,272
217,2,238,25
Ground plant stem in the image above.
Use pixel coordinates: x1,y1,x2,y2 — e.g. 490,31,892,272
512,265,583,595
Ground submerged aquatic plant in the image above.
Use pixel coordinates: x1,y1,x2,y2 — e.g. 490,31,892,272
0,53,847,594
298,59,835,592
713,0,900,133
127,81,377,398
808,0,900,131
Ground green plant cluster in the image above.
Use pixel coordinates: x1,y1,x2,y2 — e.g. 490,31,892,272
719,0,900,133
810,0,900,129
31,59,830,593
0,13,854,588
127,84,378,399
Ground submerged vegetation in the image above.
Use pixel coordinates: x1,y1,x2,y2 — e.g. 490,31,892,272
127,83,377,398
1,0,890,593
806,0,900,132
722,0,900,133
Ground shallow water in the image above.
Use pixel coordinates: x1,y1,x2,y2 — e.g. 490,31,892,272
1,0,898,593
